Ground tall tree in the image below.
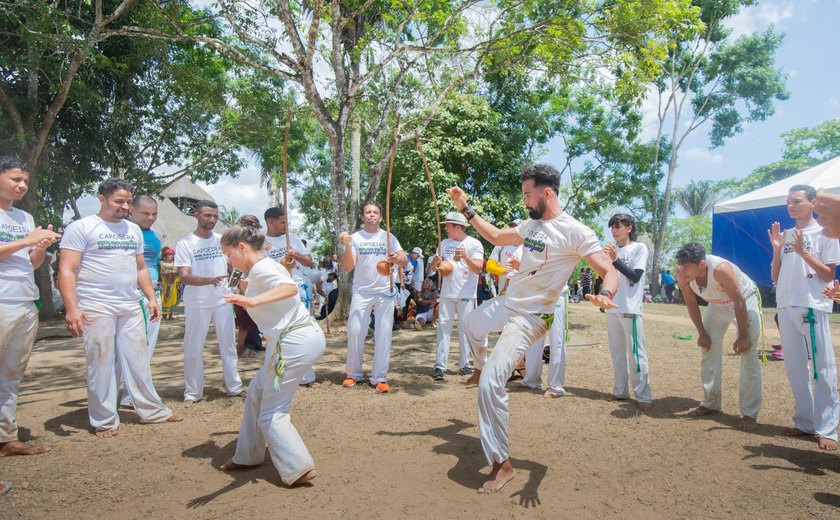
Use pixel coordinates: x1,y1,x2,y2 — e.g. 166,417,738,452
110,0,703,315
645,0,788,293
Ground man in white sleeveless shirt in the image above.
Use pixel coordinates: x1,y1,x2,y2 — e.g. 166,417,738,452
675,242,762,431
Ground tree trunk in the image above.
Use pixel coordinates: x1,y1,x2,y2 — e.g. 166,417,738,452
328,131,352,322
350,118,361,228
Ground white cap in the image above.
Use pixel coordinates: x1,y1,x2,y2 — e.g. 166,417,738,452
443,211,469,227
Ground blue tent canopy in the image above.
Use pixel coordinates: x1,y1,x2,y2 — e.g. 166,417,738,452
712,156,840,290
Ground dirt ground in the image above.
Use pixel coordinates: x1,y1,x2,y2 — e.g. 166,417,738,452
3,302,840,519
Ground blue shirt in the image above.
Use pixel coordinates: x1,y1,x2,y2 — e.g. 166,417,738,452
142,228,162,283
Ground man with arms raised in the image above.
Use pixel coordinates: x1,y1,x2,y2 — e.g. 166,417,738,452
446,163,618,493
59,179,182,437
176,200,244,406
675,242,762,431
769,184,840,450
0,156,60,456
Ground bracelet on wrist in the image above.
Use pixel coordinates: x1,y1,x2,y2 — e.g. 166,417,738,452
461,204,477,221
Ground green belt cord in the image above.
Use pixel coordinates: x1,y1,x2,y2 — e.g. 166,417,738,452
541,312,554,331
631,314,641,373
754,287,767,365
564,294,571,342
807,308,818,381
272,320,314,391
139,299,149,346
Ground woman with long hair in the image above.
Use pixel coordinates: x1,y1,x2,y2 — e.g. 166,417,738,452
219,215,325,486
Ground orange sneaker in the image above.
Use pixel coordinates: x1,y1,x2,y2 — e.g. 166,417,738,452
342,378,357,387
373,382,390,393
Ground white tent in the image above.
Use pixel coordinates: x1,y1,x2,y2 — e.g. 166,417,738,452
712,155,840,289
715,155,840,213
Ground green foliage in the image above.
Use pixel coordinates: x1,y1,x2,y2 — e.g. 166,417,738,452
663,214,711,268
674,179,723,215
722,118,840,197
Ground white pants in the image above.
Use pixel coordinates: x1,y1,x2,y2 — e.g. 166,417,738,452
699,303,762,417
233,323,325,485
183,303,243,402
463,296,507,370
0,302,38,443
118,292,161,407
606,313,652,404
345,292,394,384
435,297,474,371
779,306,839,441
523,295,567,396
478,313,547,464
80,302,173,431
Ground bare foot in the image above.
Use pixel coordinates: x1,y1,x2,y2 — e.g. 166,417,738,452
785,427,813,437
462,369,481,387
166,414,184,423
737,416,757,431
543,390,563,399
478,460,515,494
604,394,629,402
95,428,119,438
0,440,49,457
688,405,718,416
184,399,195,408
638,402,653,412
292,469,319,486
220,458,260,471
818,438,838,451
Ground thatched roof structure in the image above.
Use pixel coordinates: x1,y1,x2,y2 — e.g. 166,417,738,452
151,178,231,248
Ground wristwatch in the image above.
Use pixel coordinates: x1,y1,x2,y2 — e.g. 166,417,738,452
599,289,613,299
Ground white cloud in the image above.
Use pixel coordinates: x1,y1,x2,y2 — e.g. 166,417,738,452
725,1,795,39
829,96,840,107
682,147,724,164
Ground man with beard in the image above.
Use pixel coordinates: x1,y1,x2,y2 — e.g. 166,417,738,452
59,179,182,437
175,200,244,406
446,163,618,494
1,156,60,455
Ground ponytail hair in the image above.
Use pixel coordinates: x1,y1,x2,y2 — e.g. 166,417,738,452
221,214,265,251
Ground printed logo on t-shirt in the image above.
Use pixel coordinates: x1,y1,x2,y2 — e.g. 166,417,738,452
96,232,138,251
357,240,387,255
783,238,811,255
0,225,28,242
193,246,223,261
523,232,547,253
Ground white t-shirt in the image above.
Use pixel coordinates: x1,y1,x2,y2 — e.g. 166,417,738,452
59,215,143,306
312,269,336,295
507,213,601,315
0,207,37,303
776,221,840,313
607,241,648,315
439,236,484,299
244,257,311,343
264,233,311,282
348,228,402,295
175,232,230,308
689,254,757,313
411,255,425,285
490,244,520,293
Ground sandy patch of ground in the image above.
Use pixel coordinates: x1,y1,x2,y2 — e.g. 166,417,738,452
2,303,840,518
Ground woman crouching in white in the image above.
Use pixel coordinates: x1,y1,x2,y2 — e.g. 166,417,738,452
219,215,325,486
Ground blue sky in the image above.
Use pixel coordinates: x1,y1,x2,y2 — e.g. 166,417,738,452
541,0,840,190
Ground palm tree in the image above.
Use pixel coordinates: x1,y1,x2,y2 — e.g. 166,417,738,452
675,180,723,216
